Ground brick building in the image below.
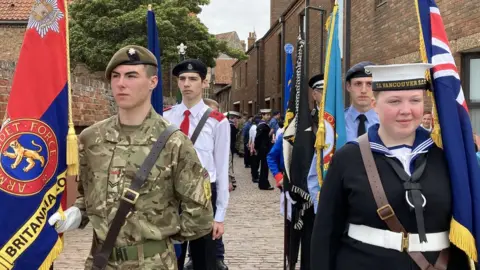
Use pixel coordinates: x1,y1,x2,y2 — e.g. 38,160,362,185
350,0,480,132
231,0,332,115
208,31,244,111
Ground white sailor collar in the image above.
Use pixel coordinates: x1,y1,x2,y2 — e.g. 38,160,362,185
350,124,434,157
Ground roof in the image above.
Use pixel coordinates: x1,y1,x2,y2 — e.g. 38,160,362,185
0,0,31,21
0,0,75,21
216,31,237,41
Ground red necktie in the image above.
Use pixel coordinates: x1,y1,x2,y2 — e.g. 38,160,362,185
180,110,191,136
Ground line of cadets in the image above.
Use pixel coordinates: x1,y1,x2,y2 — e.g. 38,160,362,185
46,43,472,269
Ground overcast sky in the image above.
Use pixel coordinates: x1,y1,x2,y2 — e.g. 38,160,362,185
197,0,270,42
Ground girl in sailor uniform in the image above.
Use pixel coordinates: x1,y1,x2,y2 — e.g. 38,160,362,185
310,63,470,270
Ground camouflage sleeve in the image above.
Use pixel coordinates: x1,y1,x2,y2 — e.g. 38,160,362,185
73,134,90,229
172,138,214,242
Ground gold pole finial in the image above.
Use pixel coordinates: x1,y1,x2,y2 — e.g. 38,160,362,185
148,4,152,11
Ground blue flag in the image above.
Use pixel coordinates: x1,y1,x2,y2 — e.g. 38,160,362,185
283,44,294,113
315,3,346,184
417,0,480,263
0,1,69,268
147,6,164,115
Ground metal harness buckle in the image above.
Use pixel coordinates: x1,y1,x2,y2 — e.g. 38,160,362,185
121,188,139,204
401,232,410,252
377,204,395,220
115,246,128,262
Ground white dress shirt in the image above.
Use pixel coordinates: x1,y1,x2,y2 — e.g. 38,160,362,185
163,100,230,222
248,124,257,147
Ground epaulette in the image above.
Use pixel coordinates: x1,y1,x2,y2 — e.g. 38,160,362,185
209,110,226,122
163,106,173,112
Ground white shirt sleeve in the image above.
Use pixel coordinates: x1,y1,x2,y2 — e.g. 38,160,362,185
249,125,256,146
213,118,231,222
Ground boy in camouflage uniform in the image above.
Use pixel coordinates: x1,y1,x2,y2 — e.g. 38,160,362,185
48,45,213,270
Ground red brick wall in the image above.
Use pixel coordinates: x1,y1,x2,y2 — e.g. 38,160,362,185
350,0,480,65
263,25,282,109
0,25,26,61
271,0,295,26
231,45,259,115
232,0,333,115
264,0,332,112
0,61,115,127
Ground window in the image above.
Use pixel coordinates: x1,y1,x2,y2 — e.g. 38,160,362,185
299,12,306,35
245,62,248,86
234,70,238,89
463,53,480,133
278,33,282,92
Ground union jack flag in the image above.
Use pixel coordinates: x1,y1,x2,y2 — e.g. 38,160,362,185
418,0,480,263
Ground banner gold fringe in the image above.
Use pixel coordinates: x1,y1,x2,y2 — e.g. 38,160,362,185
450,219,478,263
38,237,64,270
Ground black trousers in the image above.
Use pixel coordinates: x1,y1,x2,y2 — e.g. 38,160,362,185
250,153,259,180
288,207,314,270
177,184,218,270
243,144,251,166
258,151,271,189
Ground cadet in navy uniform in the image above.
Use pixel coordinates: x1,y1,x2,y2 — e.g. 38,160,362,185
307,63,380,211
310,63,469,270
164,59,230,270
308,73,324,135
255,109,274,190
344,61,379,141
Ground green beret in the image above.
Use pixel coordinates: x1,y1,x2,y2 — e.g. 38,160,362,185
105,45,158,80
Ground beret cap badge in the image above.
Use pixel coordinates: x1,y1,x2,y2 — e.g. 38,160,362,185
127,48,140,61
187,63,193,70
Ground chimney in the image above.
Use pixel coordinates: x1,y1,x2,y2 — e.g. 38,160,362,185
240,40,246,52
247,32,256,49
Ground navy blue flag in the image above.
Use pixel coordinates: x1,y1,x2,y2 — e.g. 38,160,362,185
147,5,164,114
417,0,480,263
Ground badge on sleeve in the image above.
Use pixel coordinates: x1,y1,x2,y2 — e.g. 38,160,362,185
203,171,211,201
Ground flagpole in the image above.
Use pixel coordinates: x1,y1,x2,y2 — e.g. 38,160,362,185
64,0,79,177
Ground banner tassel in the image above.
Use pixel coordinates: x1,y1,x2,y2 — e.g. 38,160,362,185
65,0,79,176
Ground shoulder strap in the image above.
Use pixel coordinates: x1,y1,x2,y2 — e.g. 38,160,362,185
357,134,448,270
92,124,179,270
190,107,213,145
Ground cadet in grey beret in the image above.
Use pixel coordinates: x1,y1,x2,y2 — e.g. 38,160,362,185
345,61,375,82
105,45,158,80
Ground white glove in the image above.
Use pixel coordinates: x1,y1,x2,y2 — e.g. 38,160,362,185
48,206,82,233
285,191,297,205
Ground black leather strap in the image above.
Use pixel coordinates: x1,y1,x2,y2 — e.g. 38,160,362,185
190,108,212,145
91,124,179,270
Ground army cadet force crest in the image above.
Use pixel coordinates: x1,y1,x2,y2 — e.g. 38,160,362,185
27,0,64,38
0,119,58,196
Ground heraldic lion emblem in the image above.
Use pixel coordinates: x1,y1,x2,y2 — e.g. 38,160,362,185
3,140,45,172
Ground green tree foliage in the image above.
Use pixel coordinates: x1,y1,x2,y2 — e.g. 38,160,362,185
69,0,246,72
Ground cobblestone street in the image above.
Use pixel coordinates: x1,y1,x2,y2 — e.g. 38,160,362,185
54,155,285,269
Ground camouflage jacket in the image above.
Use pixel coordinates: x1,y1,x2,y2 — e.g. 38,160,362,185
74,108,213,246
